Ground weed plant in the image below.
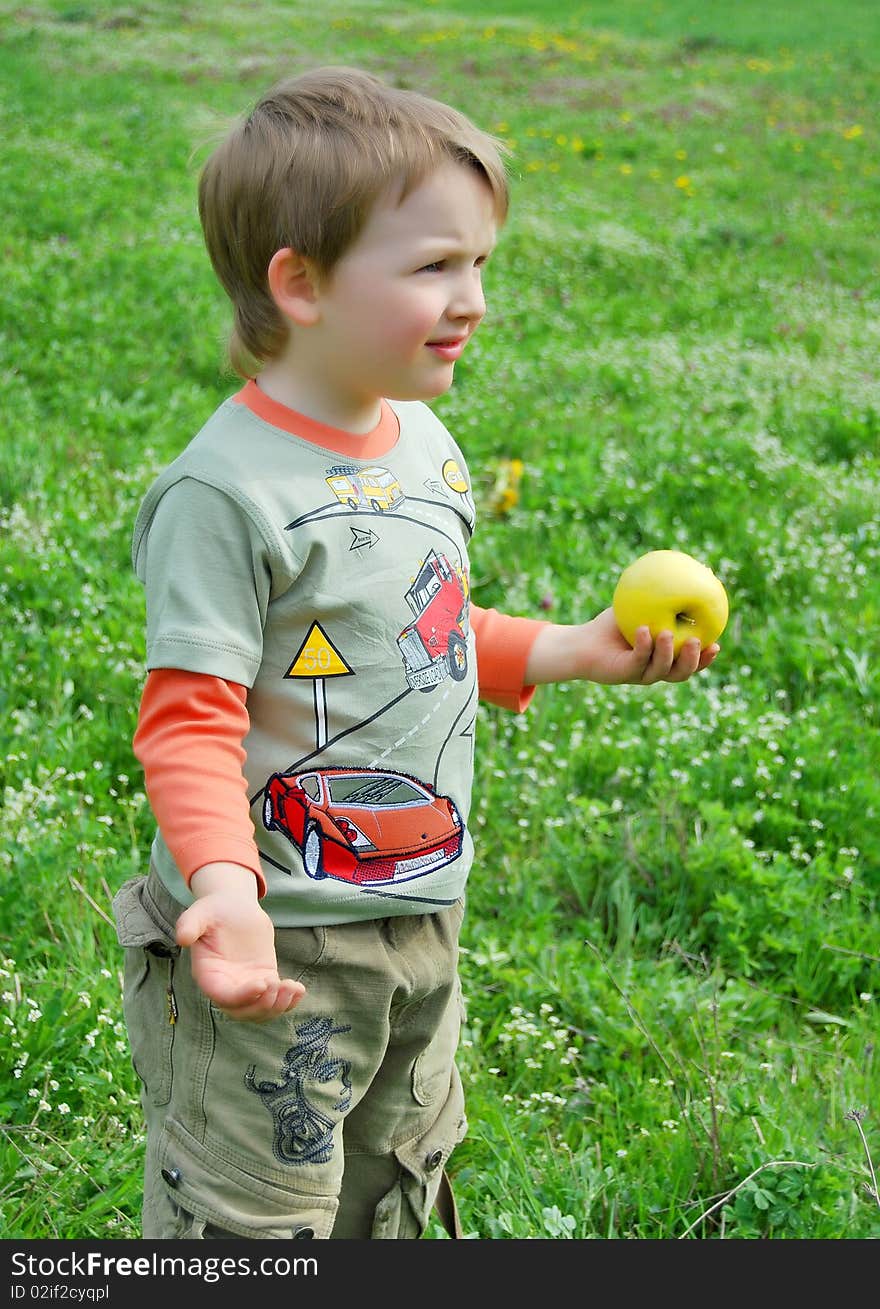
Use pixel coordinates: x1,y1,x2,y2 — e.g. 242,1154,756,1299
1,0,878,1239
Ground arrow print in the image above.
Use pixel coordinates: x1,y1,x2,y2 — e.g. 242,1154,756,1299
349,525,380,551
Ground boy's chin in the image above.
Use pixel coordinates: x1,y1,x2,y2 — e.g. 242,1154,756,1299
388,376,456,404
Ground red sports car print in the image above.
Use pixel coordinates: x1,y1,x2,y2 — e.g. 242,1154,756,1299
262,767,463,885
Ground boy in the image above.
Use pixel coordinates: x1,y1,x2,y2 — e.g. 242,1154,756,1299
114,66,718,1241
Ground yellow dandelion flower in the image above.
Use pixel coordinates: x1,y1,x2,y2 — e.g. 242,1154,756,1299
675,148,687,160
675,174,691,189
556,134,568,146
843,124,863,140
488,459,525,516
620,163,633,175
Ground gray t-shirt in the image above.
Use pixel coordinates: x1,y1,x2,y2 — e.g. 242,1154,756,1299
133,389,479,926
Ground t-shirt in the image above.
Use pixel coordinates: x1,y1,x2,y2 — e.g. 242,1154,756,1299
132,383,542,926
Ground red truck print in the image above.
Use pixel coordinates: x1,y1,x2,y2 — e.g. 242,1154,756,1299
397,550,469,692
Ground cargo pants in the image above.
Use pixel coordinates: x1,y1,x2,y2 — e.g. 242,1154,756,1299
112,870,467,1239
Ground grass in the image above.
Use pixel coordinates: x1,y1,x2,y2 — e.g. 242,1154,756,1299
1,0,878,1239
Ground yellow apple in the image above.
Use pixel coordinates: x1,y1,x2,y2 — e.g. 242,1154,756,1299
612,549,729,657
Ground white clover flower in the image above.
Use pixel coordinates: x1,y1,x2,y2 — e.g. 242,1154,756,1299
58,1103,70,1115
616,1148,628,1157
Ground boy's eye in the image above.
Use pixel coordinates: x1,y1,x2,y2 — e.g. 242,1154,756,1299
419,261,445,273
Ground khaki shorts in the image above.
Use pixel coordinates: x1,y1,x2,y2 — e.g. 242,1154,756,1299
112,870,467,1240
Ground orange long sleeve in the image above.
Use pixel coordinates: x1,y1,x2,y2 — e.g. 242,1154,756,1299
470,603,547,712
132,669,267,896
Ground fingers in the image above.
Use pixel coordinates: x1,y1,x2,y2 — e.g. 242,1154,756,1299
632,626,675,683
218,978,306,1024
637,631,715,684
697,642,721,670
664,636,702,682
174,901,207,948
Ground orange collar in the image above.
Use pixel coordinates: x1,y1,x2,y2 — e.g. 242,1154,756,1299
233,380,400,458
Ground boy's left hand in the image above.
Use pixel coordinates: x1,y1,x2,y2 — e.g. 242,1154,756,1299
524,606,720,687
583,605,720,685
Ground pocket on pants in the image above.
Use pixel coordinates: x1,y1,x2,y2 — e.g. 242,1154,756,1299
112,876,180,1107
372,1063,467,1238
156,1117,337,1240
411,975,463,1109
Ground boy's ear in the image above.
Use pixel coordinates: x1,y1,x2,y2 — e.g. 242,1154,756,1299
267,248,322,327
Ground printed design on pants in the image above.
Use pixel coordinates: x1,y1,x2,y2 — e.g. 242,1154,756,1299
245,1017,352,1165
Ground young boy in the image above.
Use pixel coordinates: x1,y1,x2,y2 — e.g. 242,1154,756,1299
113,66,718,1241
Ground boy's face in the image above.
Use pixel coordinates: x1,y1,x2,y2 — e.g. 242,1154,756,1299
308,160,498,416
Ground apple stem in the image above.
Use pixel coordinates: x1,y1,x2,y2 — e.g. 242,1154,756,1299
675,613,697,625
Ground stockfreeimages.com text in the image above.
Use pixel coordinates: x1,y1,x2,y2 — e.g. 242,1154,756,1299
10,1251,317,1285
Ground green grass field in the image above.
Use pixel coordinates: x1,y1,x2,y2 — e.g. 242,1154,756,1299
1,0,878,1239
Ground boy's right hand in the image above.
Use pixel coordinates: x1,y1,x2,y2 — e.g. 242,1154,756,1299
177,863,305,1022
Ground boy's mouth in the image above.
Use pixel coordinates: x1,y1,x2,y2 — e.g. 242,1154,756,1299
426,337,467,362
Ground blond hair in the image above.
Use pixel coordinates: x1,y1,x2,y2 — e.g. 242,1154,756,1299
197,66,509,378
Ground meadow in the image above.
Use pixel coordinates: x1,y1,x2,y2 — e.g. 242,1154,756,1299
0,0,878,1240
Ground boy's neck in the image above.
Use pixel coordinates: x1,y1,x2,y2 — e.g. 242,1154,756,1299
255,363,383,437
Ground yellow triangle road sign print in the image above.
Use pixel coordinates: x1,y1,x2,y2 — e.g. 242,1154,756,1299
285,623,354,679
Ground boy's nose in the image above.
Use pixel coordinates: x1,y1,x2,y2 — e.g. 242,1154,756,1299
449,270,486,324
